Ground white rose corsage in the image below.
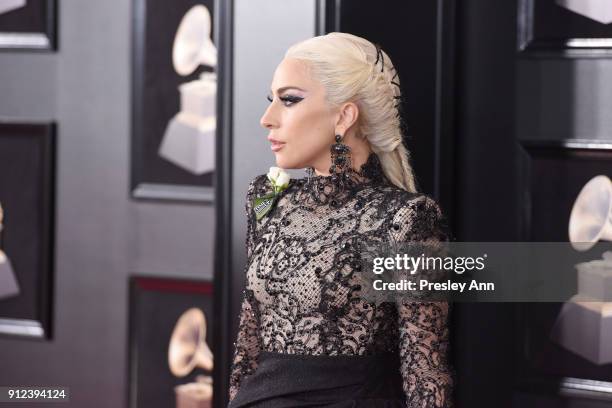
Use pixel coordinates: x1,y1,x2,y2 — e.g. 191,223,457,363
253,167,291,221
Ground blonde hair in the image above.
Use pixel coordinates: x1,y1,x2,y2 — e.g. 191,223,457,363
285,32,418,193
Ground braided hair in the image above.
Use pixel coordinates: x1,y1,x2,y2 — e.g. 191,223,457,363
285,32,418,193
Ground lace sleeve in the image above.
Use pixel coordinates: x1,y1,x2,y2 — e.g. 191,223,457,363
390,195,455,407
228,176,264,401
228,291,261,401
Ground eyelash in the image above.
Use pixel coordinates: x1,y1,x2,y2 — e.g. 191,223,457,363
266,94,303,107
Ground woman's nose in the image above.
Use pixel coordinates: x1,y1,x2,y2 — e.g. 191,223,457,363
260,103,278,129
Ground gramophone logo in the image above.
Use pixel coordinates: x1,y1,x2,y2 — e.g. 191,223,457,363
158,4,218,175
168,307,213,408
550,175,612,365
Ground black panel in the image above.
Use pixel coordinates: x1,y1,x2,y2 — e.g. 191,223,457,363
515,141,612,400
454,0,520,406
128,277,214,408
131,0,216,202
212,0,234,406
0,122,56,339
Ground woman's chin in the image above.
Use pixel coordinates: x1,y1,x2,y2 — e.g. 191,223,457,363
273,150,306,170
273,152,290,169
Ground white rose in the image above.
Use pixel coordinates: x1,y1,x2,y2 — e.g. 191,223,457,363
276,171,290,188
267,166,281,183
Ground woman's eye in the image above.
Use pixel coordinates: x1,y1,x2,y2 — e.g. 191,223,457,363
266,94,303,106
279,95,303,107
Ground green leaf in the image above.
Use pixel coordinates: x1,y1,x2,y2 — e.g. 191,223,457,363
253,193,277,221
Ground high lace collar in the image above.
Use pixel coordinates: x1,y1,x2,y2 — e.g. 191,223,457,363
289,152,389,208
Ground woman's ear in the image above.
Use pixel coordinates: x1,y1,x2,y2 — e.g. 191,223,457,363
335,101,359,134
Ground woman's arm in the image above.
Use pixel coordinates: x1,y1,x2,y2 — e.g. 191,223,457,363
396,298,454,407
228,176,265,401
228,291,261,401
390,195,455,407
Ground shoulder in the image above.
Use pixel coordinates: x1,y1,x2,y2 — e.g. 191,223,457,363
376,184,441,216
402,193,444,217
388,191,450,241
390,192,444,225
246,174,270,199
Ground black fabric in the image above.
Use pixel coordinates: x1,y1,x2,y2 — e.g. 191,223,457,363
229,152,455,407
227,350,406,408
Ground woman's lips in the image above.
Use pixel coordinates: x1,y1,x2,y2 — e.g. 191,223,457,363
270,142,285,152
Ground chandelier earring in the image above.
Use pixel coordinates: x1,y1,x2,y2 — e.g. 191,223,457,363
329,134,353,185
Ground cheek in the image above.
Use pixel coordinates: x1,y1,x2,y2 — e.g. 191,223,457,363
274,101,335,169
284,104,332,148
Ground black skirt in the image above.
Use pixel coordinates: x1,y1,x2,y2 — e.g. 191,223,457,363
227,350,406,408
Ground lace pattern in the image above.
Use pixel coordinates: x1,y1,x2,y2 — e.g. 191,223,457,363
228,152,455,406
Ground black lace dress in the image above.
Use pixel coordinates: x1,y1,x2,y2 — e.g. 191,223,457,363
227,152,455,408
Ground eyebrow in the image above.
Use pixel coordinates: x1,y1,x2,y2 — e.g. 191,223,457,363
270,86,306,94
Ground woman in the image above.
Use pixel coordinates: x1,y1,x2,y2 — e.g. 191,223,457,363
228,32,455,408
